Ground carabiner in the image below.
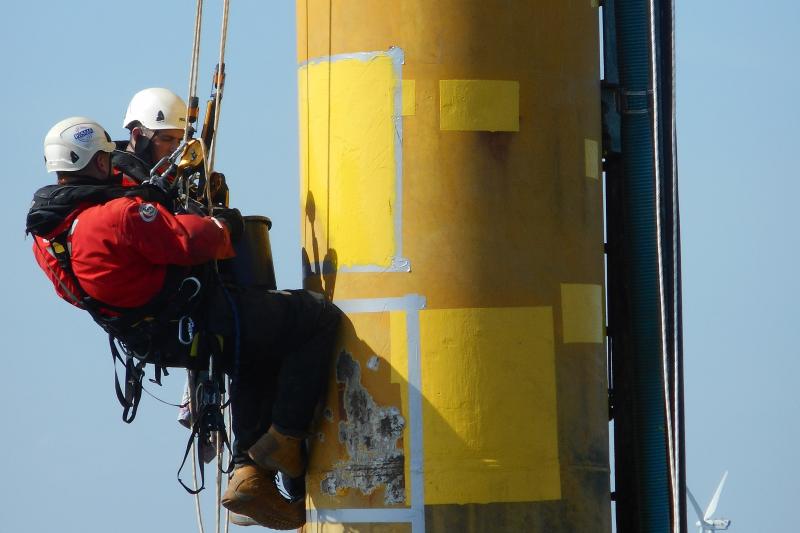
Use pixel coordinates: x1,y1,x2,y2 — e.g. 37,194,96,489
178,316,196,345
179,276,202,300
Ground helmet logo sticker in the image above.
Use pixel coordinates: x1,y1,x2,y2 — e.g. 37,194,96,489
156,110,165,122
139,203,158,222
73,127,95,143
70,151,80,163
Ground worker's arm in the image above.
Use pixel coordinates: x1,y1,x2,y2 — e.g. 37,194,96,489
120,197,236,265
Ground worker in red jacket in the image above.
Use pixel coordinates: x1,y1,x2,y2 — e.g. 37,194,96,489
28,116,340,530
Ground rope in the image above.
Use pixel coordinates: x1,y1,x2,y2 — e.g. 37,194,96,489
186,0,205,142
191,440,206,533
182,4,233,532
208,0,231,172
214,392,226,533
647,0,679,527
189,373,205,533
668,0,688,529
140,384,187,408
649,0,683,529
224,383,232,533
189,370,206,533
204,5,231,520
217,279,240,533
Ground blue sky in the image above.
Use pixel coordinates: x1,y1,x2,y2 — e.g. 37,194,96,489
677,1,800,530
1,1,797,532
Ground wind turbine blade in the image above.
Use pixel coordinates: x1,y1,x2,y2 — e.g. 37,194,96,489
704,471,728,520
687,488,705,521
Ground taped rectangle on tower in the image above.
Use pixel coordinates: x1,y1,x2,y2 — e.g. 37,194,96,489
561,283,604,343
439,80,520,132
419,306,561,505
299,49,408,271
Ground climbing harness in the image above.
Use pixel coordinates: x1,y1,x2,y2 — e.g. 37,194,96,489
26,181,204,423
43,230,205,422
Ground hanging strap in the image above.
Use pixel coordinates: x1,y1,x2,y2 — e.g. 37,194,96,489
109,335,146,424
177,417,233,495
177,376,233,494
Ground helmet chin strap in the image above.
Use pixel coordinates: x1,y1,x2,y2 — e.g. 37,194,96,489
132,129,155,166
93,152,118,184
107,160,121,184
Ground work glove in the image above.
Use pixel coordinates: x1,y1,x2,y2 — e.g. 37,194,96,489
147,170,174,191
213,207,244,243
209,172,229,206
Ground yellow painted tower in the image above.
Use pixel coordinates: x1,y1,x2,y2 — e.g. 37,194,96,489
297,1,609,531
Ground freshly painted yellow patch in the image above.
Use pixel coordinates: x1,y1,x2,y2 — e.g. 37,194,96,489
585,138,600,179
402,80,416,116
561,283,604,343
439,80,520,132
420,306,561,504
299,53,398,268
389,310,411,505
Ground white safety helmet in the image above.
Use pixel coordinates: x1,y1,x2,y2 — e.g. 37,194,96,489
123,87,187,130
43,117,116,173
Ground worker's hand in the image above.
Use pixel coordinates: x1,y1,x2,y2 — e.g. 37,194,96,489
213,207,244,242
181,198,209,216
209,172,229,206
147,170,173,191
126,182,176,208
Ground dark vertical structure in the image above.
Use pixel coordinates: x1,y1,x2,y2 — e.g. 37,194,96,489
603,0,686,531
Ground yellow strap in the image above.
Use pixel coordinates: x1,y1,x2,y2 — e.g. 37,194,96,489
190,333,201,357
189,333,223,358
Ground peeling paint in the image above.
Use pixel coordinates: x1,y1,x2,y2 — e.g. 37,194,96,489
322,350,406,505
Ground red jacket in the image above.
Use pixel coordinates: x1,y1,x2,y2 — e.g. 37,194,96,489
33,196,234,309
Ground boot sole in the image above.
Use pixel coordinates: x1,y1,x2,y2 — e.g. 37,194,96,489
228,512,260,527
222,492,305,530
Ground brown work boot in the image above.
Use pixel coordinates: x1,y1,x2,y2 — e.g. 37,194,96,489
248,425,305,479
221,464,306,530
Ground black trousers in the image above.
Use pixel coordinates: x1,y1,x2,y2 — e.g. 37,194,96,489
205,286,341,464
